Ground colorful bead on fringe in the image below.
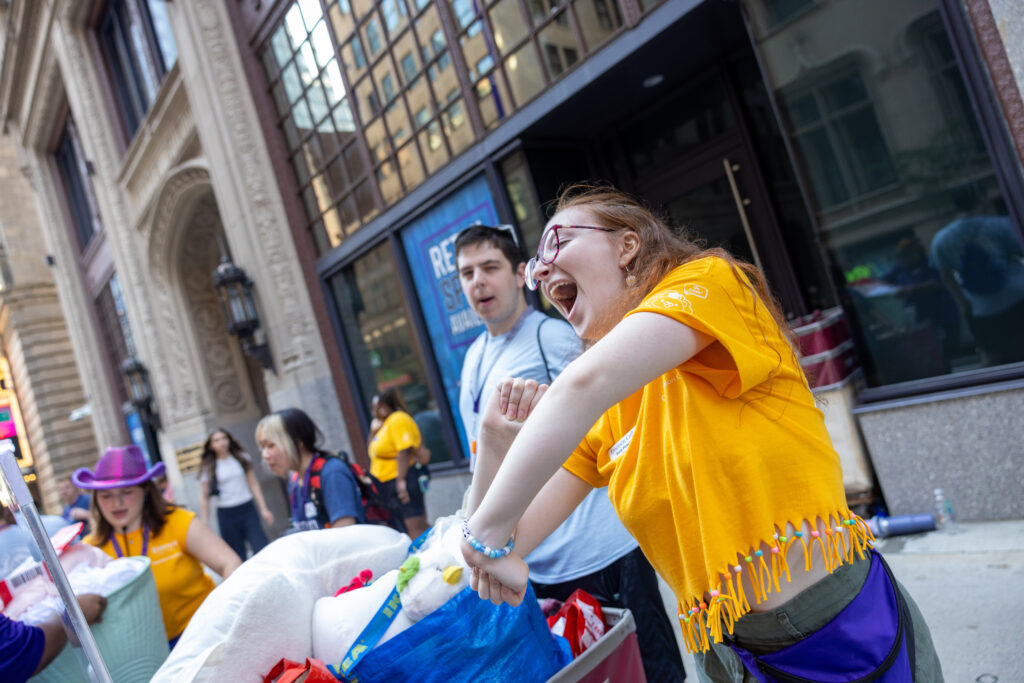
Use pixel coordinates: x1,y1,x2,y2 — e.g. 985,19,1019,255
677,513,874,653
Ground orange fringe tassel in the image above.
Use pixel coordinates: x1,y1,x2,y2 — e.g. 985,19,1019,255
676,512,875,655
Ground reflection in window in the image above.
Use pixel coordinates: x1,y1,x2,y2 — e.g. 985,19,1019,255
744,0,1022,387
98,0,178,137
54,119,102,251
329,242,451,463
763,0,816,26
574,0,622,50
264,1,366,252
457,0,620,128
783,70,896,210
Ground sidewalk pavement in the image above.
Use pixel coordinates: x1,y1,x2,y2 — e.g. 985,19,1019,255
662,519,1024,681
874,519,1024,683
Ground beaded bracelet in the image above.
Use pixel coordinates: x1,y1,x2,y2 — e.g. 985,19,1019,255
461,518,515,559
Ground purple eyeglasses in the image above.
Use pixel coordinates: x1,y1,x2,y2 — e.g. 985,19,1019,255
524,225,613,290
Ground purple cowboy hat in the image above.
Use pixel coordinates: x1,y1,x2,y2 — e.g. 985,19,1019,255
72,445,165,490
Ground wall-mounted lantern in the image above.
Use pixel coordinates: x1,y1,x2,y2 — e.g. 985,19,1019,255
213,256,274,371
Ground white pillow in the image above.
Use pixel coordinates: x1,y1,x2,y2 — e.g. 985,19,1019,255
151,525,411,683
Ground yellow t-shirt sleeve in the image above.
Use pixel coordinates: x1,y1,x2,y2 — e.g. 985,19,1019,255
387,411,421,452
562,428,608,488
626,258,787,398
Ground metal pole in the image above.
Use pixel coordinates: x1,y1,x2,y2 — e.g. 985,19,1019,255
0,441,113,683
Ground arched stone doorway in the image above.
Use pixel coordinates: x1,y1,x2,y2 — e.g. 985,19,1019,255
146,161,289,542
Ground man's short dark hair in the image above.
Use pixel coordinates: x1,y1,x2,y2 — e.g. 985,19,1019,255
454,225,524,267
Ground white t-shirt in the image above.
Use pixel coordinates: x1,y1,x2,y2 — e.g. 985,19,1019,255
201,455,254,509
458,308,639,583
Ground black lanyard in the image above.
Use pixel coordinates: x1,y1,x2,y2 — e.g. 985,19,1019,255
470,309,530,414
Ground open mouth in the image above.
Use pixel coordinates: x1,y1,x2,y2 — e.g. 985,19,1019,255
546,281,578,317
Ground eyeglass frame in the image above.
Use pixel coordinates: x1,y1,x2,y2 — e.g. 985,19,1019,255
454,223,521,250
524,224,614,291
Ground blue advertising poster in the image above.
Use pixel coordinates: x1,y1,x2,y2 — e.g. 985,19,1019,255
400,174,497,458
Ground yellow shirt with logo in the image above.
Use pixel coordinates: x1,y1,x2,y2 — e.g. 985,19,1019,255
368,410,421,482
562,257,869,651
89,507,215,640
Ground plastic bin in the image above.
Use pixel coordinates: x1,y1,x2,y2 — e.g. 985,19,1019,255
790,307,850,356
814,371,874,499
31,556,169,683
801,339,858,390
547,607,645,683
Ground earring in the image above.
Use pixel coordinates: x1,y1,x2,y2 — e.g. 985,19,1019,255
624,265,636,287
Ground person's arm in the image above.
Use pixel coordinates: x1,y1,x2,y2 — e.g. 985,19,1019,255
394,447,417,504
198,479,211,526
321,459,362,528
68,507,90,522
465,381,548,516
245,468,274,526
185,516,242,579
464,311,712,602
33,594,107,674
938,267,971,321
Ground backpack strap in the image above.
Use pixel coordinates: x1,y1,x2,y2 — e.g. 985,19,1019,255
536,317,553,383
307,453,333,526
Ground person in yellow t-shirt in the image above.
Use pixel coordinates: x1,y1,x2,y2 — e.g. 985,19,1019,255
74,446,242,646
368,387,429,539
459,184,943,682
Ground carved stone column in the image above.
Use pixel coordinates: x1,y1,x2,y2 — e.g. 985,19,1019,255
166,0,350,452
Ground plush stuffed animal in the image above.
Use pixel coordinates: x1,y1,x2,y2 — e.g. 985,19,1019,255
311,547,468,666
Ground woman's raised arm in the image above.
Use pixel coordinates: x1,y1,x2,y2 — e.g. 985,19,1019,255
465,311,711,569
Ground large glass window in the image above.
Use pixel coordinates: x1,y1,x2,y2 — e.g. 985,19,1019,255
453,0,622,130
264,1,367,253
98,0,178,138
744,2,1024,388
54,119,103,251
95,274,135,406
329,241,453,464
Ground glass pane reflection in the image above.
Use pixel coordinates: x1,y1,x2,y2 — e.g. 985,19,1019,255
329,241,452,463
743,0,1024,385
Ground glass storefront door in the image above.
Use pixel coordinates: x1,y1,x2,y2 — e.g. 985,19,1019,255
328,240,453,464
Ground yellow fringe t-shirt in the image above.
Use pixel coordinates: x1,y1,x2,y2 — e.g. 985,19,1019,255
89,507,215,640
368,411,421,482
561,257,871,652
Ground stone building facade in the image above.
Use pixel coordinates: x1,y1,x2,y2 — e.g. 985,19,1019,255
1,0,1023,521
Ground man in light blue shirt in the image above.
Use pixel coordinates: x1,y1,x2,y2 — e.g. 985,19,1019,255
455,225,685,682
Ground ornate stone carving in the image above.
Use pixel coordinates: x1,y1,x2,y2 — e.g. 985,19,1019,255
194,0,317,371
179,194,250,414
964,0,1024,167
146,162,217,420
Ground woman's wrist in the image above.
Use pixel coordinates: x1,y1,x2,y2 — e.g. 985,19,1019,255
461,518,515,559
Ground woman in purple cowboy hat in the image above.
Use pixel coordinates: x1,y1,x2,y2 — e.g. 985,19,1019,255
73,445,242,647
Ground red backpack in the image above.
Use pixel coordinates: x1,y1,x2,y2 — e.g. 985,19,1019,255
301,452,406,533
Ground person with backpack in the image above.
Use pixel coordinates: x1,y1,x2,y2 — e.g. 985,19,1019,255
256,408,365,531
931,187,1024,367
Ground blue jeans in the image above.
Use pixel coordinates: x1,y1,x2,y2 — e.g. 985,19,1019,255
217,499,268,559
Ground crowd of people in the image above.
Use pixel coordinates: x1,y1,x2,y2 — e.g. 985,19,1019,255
1,182,953,682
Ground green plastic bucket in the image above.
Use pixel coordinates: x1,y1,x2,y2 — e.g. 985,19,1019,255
31,556,169,683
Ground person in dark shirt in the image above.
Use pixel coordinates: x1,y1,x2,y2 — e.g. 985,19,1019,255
0,594,106,682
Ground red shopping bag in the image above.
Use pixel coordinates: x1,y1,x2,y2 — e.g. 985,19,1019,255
262,657,337,683
545,589,606,658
